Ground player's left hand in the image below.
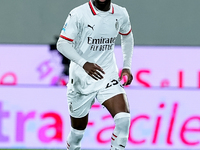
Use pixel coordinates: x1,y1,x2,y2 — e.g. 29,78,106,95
119,68,133,86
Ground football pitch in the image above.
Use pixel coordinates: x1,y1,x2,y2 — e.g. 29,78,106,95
0,149,105,150
0,149,119,150
0,149,110,150
0,149,67,150
0,149,69,150
0,149,111,150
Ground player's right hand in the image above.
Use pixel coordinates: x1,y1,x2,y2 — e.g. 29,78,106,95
83,62,105,80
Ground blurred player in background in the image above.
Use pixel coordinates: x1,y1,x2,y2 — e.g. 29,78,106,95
57,0,134,149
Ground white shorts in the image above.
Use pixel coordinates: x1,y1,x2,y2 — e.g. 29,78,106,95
66,78,126,118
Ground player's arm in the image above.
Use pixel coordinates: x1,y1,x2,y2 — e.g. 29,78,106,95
57,38,105,80
119,32,134,86
57,11,87,67
56,12,104,80
57,37,87,67
119,8,134,86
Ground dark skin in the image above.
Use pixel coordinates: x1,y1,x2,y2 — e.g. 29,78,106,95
92,0,111,11
70,0,133,130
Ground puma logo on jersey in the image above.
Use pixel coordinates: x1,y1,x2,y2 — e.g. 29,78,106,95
88,24,95,30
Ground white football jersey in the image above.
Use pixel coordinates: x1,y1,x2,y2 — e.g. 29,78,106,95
60,0,132,94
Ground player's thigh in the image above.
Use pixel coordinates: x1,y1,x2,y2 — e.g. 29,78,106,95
97,80,130,118
67,89,96,130
103,93,130,118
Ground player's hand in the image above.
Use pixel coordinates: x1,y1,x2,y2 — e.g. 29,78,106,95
119,68,133,86
83,62,105,80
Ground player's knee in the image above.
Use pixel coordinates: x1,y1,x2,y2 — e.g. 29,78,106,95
113,112,130,148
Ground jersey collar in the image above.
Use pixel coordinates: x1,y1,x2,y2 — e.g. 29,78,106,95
89,0,114,15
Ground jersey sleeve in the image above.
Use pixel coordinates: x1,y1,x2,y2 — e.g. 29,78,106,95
119,8,132,35
60,10,79,41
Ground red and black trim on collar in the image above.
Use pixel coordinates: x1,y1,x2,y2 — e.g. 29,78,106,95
111,5,114,14
60,35,74,42
89,1,97,15
89,1,114,15
119,29,132,36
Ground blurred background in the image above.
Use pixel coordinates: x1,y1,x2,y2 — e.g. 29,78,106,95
0,0,200,150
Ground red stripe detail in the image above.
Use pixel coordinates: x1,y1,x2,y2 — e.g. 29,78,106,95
60,35,73,42
119,29,132,36
111,137,115,141
89,1,96,15
112,133,117,138
67,142,70,147
112,6,114,14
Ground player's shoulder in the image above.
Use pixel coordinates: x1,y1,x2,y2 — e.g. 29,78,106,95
70,2,89,16
112,3,129,16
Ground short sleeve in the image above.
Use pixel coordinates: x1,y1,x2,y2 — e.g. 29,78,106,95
119,8,132,35
60,10,79,41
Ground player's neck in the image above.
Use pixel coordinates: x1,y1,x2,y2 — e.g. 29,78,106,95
92,0,111,11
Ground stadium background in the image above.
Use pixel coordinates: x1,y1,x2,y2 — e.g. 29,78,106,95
0,0,200,150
